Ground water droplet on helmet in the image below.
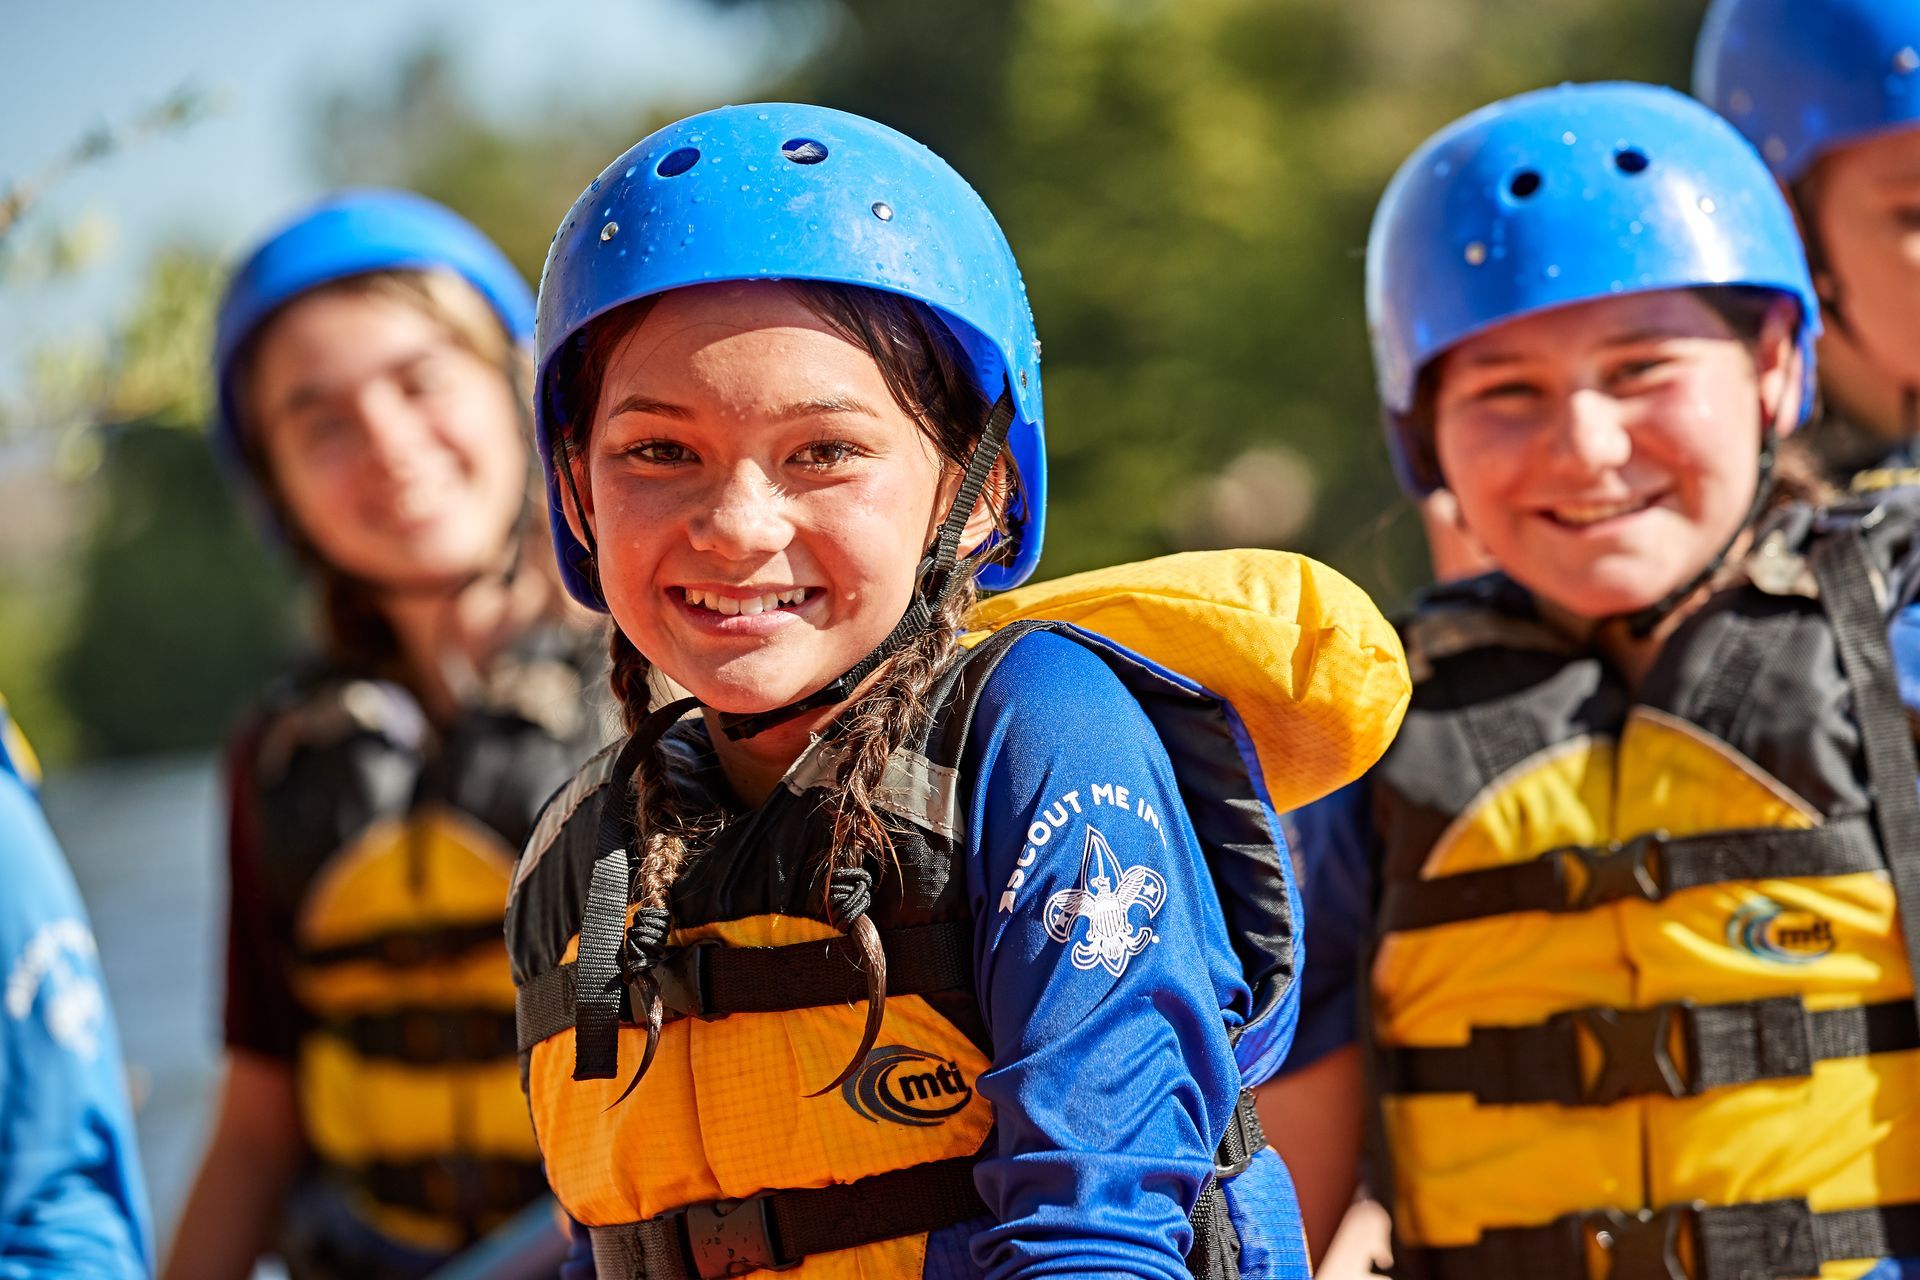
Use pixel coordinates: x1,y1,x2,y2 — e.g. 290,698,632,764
1698,196,1717,214
1898,47,1919,75
746,163,758,172
871,201,894,222
739,184,749,192
1629,220,1644,235
601,221,619,241
1433,159,1452,178
1464,241,1488,266
625,166,637,178
1545,264,1561,278
756,111,769,120
1561,131,1577,145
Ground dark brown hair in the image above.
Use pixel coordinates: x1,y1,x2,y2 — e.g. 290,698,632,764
560,281,1008,1084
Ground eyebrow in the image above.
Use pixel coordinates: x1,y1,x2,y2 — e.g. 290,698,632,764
1458,327,1686,368
771,393,880,420
606,392,882,421
269,349,443,421
607,393,694,420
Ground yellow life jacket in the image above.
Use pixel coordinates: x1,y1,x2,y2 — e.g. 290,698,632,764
243,629,606,1259
506,549,1409,1278
1367,510,1920,1280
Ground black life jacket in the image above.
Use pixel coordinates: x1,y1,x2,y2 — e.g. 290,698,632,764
1363,502,1920,1279
239,622,608,1268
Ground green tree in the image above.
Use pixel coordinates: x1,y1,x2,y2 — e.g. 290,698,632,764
54,411,296,758
752,0,1711,602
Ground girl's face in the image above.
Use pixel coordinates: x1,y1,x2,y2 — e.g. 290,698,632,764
1431,288,1795,621
251,288,528,586
1810,126,1920,388
572,282,964,715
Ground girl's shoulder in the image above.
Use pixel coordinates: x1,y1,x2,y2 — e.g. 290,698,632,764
964,625,1164,758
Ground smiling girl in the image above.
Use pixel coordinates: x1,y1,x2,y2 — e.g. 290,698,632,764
503,104,1314,1279
1263,83,1920,1278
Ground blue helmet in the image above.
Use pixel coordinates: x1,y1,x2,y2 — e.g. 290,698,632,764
213,189,535,474
1695,0,1920,183
1367,82,1820,496
533,103,1045,610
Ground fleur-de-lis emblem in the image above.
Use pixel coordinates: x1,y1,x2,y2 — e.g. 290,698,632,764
1043,825,1167,977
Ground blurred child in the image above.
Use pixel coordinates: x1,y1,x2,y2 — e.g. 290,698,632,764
1699,0,1920,494
163,192,603,1280
1265,82,1920,1278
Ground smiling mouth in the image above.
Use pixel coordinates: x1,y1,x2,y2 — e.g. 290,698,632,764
677,587,815,616
1543,494,1661,528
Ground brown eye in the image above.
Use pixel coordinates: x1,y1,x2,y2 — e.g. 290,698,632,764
627,440,694,465
795,440,859,468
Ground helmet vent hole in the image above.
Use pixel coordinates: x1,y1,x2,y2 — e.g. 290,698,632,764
657,147,700,178
781,138,828,164
1508,169,1543,200
1614,147,1650,175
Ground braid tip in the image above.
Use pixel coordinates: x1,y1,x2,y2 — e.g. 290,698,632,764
807,913,888,1097
606,975,664,1111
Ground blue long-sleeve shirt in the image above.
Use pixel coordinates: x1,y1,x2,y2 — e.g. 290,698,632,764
0,708,152,1278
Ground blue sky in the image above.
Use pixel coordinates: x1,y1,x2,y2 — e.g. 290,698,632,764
0,0,807,403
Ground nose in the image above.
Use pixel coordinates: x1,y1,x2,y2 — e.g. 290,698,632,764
685,462,790,560
1546,388,1634,476
353,383,433,478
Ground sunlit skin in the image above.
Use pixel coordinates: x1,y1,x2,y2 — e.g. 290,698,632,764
249,289,528,588
1807,127,1920,439
1431,288,1798,633
565,282,995,795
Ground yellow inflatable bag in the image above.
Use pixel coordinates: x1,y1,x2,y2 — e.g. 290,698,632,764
966,548,1409,813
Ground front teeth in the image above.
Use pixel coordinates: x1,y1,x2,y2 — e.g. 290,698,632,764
684,587,810,615
1554,498,1648,527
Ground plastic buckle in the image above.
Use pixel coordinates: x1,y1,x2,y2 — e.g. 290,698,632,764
654,940,728,1023
1214,1089,1265,1179
1584,1203,1699,1280
1555,831,1668,911
683,1195,798,1278
1559,1003,1693,1106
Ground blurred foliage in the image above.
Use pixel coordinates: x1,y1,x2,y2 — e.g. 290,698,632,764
0,235,295,762
11,0,1724,759
743,0,1713,601
54,413,296,758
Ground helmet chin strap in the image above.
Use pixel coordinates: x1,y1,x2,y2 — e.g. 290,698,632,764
1620,372,1797,639
716,388,1016,741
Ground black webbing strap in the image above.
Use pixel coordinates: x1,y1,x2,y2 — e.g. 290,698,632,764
589,1156,988,1280
1382,996,1920,1107
572,710,695,1081
300,919,506,969
1377,817,1882,935
1810,527,1920,1030
717,389,1016,742
517,920,974,1053
320,1006,518,1065
583,1091,1266,1279
340,1155,551,1220
1402,1196,1920,1280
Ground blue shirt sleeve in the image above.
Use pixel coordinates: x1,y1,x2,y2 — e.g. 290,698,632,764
0,755,153,1276
960,630,1252,1280
1275,779,1374,1074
